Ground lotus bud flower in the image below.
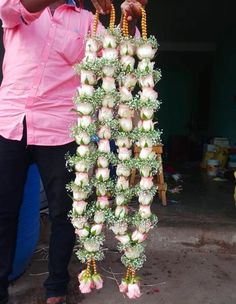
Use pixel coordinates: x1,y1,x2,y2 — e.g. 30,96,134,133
85,37,99,52
102,76,116,92
124,247,142,259
120,41,135,56
71,217,88,229
118,104,134,119
116,176,129,190
115,206,128,218
93,274,104,290
138,137,153,148
83,51,97,62
84,240,100,252
138,192,153,205
78,84,94,97
140,107,154,120
140,176,154,190
98,139,110,153
139,204,152,219
115,234,130,244
77,116,92,128
76,102,93,116
136,43,157,60
78,271,93,293
76,145,90,157
116,164,131,177
96,196,109,209
138,58,154,72
118,148,132,161
97,156,109,168
94,210,105,224
115,137,132,148
111,222,128,235
140,87,158,101
75,160,88,173
96,168,110,181
126,283,141,299
73,200,87,215
80,70,97,85
75,132,90,145
73,190,88,201
102,65,116,77
139,74,155,88
119,280,128,293
101,95,116,108
122,74,137,90
139,147,153,160
120,86,133,101
120,55,135,71
75,228,90,238
140,165,152,177
103,34,117,48
102,48,118,60
98,107,113,121
96,185,107,197
74,172,89,187
91,224,103,235
138,119,154,131
115,194,126,206
119,118,133,132
97,126,111,139
131,230,147,243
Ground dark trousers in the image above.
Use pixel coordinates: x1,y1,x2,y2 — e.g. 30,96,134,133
0,124,76,299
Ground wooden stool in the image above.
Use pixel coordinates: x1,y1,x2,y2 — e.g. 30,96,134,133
130,144,167,206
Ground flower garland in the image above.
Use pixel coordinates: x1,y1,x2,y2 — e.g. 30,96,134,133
67,5,162,299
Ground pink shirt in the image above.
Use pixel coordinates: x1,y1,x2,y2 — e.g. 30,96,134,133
0,1,103,145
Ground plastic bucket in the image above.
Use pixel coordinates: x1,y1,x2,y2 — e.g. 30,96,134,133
207,159,220,177
8,164,40,281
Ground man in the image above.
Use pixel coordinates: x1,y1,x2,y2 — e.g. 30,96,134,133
0,0,147,303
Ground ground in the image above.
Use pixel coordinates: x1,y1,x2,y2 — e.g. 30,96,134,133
8,166,236,304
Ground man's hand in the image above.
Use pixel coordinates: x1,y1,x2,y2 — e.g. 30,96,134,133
90,0,112,14
121,0,148,22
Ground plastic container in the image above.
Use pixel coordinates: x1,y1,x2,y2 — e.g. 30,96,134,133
9,164,40,281
207,159,220,177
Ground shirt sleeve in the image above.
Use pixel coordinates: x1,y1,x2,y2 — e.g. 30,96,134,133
0,0,42,29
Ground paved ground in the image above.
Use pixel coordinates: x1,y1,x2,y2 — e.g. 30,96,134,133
8,166,236,304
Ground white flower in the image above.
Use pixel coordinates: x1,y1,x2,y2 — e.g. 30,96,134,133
139,205,152,219
120,41,135,56
102,66,116,77
138,119,154,131
118,148,132,161
118,105,134,119
84,240,100,252
96,185,107,197
102,77,116,92
124,247,141,259
116,176,129,190
102,48,118,60
96,196,109,209
136,43,156,60
101,95,116,108
78,84,94,97
140,177,154,190
140,165,152,177
116,234,130,244
115,137,132,148
80,70,97,85
73,200,87,215
122,74,137,90
77,116,92,128
138,192,153,205
97,126,111,139
91,224,103,235
75,132,90,145
98,107,113,121
85,38,99,52
137,137,153,148
120,87,133,101
103,34,117,48
96,168,110,181
139,75,155,88
140,87,158,101
140,107,154,120
75,228,90,238
76,145,90,157
139,147,153,160
75,160,88,173
97,156,109,168
98,139,110,153
110,222,128,235
138,59,154,72
94,211,105,224
74,172,89,187
116,164,131,177
71,217,88,229
131,230,147,243
115,206,128,218
76,102,93,116
119,118,133,132
83,51,97,62
121,55,135,71
115,195,126,206
73,190,88,201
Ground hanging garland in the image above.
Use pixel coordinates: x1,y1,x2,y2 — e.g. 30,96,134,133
67,4,162,299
